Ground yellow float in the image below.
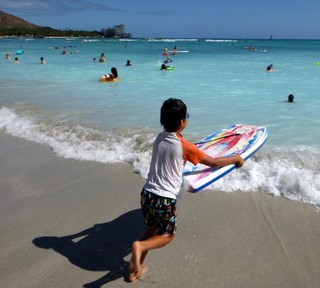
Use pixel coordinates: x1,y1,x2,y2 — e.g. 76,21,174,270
99,75,120,82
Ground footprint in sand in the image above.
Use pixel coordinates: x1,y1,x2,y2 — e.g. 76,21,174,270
183,252,200,265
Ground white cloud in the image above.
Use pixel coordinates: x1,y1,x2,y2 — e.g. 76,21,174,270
0,0,124,16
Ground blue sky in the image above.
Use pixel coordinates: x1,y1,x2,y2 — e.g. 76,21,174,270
1,0,319,39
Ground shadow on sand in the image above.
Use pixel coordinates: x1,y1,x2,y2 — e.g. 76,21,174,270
33,209,144,287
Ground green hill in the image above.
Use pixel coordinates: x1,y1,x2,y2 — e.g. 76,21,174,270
0,10,101,37
0,10,43,29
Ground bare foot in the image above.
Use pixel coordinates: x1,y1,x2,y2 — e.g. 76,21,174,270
128,260,137,282
136,265,148,280
128,263,148,282
128,241,142,282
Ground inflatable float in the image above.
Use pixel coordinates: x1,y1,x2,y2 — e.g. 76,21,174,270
99,77,120,82
160,65,174,70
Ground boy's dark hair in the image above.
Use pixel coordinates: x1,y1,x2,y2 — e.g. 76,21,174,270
160,98,187,132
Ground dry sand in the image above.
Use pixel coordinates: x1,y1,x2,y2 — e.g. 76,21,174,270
1,131,320,288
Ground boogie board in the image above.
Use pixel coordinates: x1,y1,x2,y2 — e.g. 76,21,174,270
183,124,268,193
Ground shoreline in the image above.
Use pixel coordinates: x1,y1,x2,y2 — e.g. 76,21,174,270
1,131,320,287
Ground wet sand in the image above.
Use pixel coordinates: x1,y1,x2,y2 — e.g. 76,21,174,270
1,131,320,288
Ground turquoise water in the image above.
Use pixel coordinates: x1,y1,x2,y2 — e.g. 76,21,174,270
1,37,320,205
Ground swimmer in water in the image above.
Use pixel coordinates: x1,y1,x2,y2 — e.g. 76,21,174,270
266,64,273,72
288,94,294,103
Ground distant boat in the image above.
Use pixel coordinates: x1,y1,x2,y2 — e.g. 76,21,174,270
269,34,273,40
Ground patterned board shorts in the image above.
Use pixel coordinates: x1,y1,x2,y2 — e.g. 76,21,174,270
140,188,177,236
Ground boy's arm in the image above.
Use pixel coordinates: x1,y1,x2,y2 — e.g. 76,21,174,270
200,154,244,169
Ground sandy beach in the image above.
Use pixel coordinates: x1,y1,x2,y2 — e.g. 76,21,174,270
1,131,320,288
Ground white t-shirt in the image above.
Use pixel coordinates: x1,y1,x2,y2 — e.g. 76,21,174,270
144,131,205,199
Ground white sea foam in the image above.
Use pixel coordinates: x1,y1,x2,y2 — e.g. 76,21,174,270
1,107,320,206
210,148,320,206
0,107,154,177
205,39,238,42
146,38,199,42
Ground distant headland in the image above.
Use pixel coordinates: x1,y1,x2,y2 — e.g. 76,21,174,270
0,10,132,38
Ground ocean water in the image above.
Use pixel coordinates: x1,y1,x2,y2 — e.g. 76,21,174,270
1,37,320,206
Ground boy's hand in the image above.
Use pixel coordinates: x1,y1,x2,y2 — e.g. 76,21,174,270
234,155,244,168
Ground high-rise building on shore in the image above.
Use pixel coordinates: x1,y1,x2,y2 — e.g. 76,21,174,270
101,24,132,38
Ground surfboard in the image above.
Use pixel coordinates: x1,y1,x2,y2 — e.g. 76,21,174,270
183,124,268,193
167,50,189,53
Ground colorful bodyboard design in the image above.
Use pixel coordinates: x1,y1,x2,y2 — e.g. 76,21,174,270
183,124,268,193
